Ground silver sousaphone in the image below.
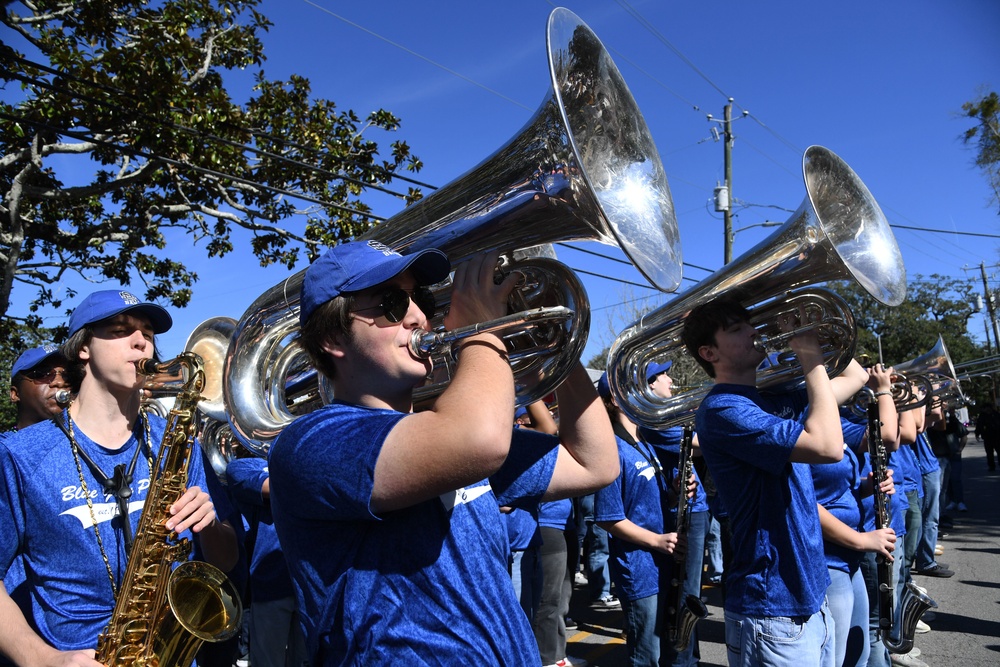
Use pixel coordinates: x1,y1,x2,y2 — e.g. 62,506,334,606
222,7,683,457
607,145,907,430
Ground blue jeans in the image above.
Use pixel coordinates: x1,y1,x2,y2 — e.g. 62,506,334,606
827,567,870,667
621,593,662,667
578,493,612,600
903,490,921,574
915,469,941,570
663,511,709,667
936,455,951,510
859,552,889,667
705,516,724,582
723,598,834,667
511,545,542,625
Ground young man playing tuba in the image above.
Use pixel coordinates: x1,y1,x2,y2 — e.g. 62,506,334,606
267,241,617,665
681,295,868,666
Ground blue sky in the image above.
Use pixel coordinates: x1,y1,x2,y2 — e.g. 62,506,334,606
7,0,1000,365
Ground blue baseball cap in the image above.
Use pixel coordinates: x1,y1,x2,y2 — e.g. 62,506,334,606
514,406,529,421
300,240,451,326
67,290,172,338
646,360,672,382
11,344,65,379
597,371,611,400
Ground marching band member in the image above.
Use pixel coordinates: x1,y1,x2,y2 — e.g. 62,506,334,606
593,371,682,667
681,295,868,667
267,241,617,665
0,290,238,667
8,345,71,432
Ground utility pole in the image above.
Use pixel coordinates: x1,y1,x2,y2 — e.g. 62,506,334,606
722,100,734,264
709,99,745,264
980,261,1000,350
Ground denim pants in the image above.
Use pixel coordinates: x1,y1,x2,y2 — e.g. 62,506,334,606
827,567,870,667
859,552,889,667
621,593,662,667
578,493,612,600
936,455,951,510
723,598,834,667
511,544,542,625
903,490,921,573
915,468,941,570
705,516,724,581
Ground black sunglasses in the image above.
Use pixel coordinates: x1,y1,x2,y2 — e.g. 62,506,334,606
352,286,436,323
23,368,68,384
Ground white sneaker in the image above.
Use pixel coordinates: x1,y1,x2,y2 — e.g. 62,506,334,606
593,594,621,608
574,571,588,586
910,647,921,657
890,652,928,667
915,619,931,633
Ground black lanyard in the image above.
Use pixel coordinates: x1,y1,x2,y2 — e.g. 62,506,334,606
52,414,148,554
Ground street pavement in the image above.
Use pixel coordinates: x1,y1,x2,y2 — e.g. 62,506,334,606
564,440,1000,666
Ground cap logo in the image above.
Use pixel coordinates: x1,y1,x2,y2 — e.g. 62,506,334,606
119,291,141,306
366,240,401,257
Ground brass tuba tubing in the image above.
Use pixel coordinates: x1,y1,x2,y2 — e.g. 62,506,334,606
607,145,906,430
223,8,683,457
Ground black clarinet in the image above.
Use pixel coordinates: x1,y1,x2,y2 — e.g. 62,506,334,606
665,423,707,653
866,388,937,653
866,388,895,638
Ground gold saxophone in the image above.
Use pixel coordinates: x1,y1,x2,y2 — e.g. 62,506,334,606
95,353,243,667
665,424,707,653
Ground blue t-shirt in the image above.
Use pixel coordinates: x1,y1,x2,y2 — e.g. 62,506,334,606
504,507,540,552
842,417,907,537
0,412,214,650
226,457,294,602
894,442,922,498
810,446,863,573
593,432,669,602
268,401,559,666
538,498,572,531
695,384,829,617
912,432,940,475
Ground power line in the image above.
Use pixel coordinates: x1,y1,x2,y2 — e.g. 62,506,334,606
300,0,532,112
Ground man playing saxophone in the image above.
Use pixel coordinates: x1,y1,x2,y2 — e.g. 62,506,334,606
0,290,239,667
267,241,617,665
681,295,868,667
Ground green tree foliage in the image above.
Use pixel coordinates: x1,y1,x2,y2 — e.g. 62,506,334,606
829,276,981,366
961,90,1000,215
0,0,423,344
